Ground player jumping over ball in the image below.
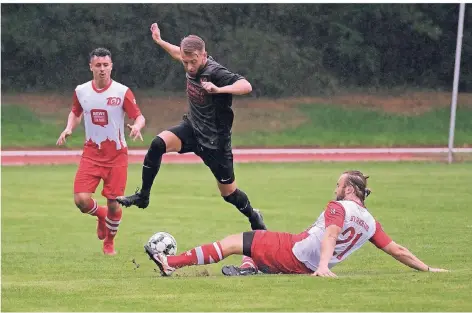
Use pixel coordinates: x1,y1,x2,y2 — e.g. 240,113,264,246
117,23,266,231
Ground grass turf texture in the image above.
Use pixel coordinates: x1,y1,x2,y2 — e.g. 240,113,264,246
2,103,472,148
2,162,471,311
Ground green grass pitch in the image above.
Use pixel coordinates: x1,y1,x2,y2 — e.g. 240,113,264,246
2,162,472,311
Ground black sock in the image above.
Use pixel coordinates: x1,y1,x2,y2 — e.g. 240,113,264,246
223,189,254,218
141,136,166,195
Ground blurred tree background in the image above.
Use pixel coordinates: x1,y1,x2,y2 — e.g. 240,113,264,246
1,3,471,97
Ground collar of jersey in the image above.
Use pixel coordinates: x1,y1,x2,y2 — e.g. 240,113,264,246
92,79,113,93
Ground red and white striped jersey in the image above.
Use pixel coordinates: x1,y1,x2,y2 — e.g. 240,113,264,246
71,80,141,167
292,200,392,271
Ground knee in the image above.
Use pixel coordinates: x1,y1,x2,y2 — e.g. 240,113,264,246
220,233,244,256
107,199,120,213
74,194,91,213
219,182,237,197
145,136,167,164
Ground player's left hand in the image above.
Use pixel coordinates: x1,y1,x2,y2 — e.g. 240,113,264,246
201,82,220,94
312,267,337,278
127,124,144,141
428,267,449,273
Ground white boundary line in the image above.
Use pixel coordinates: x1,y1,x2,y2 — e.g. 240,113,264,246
1,147,472,157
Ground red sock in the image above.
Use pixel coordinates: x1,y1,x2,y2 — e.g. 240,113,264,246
167,242,224,269
96,205,107,219
240,256,258,270
84,199,107,218
105,208,122,241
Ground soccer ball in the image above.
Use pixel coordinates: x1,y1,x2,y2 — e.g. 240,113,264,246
146,232,177,256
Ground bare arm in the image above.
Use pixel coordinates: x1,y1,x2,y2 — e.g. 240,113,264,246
150,23,181,61
312,224,341,277
381,241,448,272
56,111,82,145
132,114,145,130
217,79,252,95
66,111,82,132
201,79,253,96
155,38,181,61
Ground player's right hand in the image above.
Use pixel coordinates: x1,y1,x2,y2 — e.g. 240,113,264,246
312,266,337,278
56,129,72,145
150,23,161,43
127,124,144,142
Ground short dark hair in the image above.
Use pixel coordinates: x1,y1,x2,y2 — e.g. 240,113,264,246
180,35,205,54
89,48,112,61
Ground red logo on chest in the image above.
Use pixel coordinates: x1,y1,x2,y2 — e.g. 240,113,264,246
106,97,122,106
91,109,108,127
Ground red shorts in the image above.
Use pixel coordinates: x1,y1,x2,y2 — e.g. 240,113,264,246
73,158,127,199
250,230,312,274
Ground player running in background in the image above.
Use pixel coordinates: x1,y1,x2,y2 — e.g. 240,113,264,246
56,48,145,255
144,170,448,277
117,23,266,231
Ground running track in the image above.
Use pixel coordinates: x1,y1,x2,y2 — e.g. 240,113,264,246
2,148,471,166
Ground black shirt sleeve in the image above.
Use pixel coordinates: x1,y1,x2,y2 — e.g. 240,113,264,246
211,66,244,87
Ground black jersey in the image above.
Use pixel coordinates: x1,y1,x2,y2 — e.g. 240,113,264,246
186,56,244,149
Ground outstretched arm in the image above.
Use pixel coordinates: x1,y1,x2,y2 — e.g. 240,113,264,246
381,242,448,272
370,221,448,272
150,23,181,61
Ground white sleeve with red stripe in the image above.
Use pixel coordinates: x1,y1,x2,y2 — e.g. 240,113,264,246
324,201,346,228
369,221,393,249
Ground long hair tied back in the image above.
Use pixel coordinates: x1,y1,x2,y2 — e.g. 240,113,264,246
344,170,371,202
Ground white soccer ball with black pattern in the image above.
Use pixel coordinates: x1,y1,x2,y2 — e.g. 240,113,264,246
146,232,177,256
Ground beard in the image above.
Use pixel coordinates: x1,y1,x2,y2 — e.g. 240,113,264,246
195,63,206,75
335,188,345,201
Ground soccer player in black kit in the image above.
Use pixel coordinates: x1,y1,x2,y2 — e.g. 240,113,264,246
117,23,266,231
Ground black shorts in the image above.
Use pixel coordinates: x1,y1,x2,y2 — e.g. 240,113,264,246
167,119,235,185
242,231,255,257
